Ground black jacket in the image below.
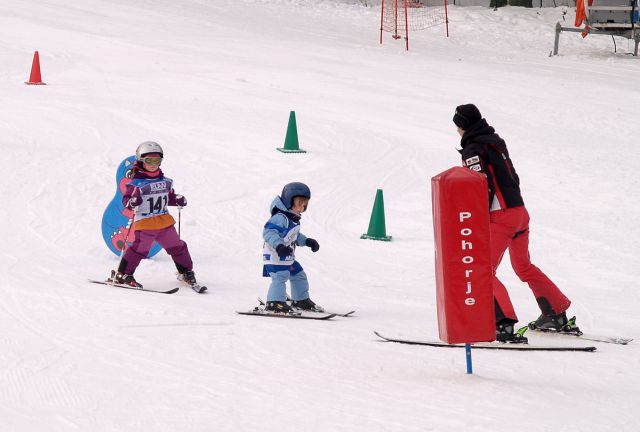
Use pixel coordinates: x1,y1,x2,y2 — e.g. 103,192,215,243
458,119,524,211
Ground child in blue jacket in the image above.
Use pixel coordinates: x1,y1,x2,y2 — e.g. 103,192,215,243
262,182,321,313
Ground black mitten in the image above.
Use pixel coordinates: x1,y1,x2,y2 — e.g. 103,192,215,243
305,238,320,252
275,244,293,257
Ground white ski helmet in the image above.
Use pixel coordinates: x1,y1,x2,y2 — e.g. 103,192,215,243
136,141,163,161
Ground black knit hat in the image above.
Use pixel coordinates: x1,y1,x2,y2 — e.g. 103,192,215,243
453,104,482,130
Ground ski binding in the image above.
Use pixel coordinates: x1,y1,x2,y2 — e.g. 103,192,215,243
238,305,336,320
257,297,355,317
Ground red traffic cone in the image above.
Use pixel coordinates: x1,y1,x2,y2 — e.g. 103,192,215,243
25,51,46,85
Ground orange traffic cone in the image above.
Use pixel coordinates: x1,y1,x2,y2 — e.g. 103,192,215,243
25,51,46,85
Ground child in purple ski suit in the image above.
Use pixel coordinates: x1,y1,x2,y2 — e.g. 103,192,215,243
110,141,197,288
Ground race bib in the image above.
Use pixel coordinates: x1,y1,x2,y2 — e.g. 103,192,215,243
132,178,173,221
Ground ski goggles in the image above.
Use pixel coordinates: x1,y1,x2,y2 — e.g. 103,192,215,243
141,156,163,165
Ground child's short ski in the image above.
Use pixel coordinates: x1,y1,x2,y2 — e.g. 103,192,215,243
89,279,179,294
332,310,356,317
183,282,207,293
192,284,208,294
257,297,354,317
237,307,337,320
374,331,596,352
176,273,207,293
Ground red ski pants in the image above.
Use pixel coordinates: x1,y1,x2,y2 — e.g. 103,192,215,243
490,206,571,323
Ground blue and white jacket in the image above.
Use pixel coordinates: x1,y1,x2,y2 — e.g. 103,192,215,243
262,196,308,267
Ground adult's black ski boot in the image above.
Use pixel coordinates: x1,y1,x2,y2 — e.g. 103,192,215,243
496,320,528,344
529,312,582,334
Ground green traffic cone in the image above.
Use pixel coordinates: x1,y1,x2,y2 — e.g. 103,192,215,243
360,189,392,241
277,111,306,153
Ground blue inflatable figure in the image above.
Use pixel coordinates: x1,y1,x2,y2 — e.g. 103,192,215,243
101,155,162,257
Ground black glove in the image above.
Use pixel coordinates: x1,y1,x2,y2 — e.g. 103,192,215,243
175,194,187,207
126,196,142,209
305,238,320,252
275,244,293,258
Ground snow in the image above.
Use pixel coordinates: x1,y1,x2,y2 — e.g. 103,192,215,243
1,0,639,430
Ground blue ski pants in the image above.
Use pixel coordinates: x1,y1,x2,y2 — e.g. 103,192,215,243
266,269,309,302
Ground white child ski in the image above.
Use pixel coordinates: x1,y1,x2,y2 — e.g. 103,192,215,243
89,279,179,294
237,307,337,320
181,281,207,294
257,297,355,317
176,273,207,293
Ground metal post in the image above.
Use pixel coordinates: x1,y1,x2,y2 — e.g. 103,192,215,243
553,21,562,55
394,0,399,40
380,0,385,44
404,0,409,50
444,0,450,37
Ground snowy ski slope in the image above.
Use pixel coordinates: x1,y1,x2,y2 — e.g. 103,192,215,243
0,1,638,431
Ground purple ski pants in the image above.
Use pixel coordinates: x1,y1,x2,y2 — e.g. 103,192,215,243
121,226,193,275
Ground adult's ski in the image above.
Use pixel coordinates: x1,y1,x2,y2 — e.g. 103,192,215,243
237,307,337,320
257,297,355,317
524,317,632,345
526,328,632,345
89,279,180,294
374,331,597,352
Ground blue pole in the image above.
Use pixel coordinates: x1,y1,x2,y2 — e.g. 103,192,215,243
465,343,473,374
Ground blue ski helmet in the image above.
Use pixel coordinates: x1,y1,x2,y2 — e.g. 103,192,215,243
281,182,311,209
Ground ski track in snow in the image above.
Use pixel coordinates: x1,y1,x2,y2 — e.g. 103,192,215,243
1,0,639,431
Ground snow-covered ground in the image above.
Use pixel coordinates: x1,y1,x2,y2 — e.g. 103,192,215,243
1,0,639,431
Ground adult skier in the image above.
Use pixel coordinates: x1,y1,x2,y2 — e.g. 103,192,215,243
453,104,579,343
